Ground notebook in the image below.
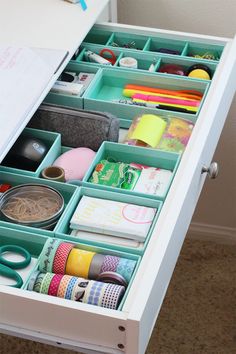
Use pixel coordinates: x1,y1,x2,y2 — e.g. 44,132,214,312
70,196,157,242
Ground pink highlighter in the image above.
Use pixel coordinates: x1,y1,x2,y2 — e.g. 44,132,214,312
132,93,200,107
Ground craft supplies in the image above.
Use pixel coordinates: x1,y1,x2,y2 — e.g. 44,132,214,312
53,147,96,181
0,184,64,229
51,81,84,96
84,50,112,65
0,184,11,197
77,72,95,92
99,48,117,65
70,229,144,249
0,245,31,288
41,166,65,182
37,238,136,288
133,92,200,107
158,63,185,76
88,159,140,190
191,52,219,60
124,115,194,153
70,196,156,241
157,48,180,55
186,64,211,80
119,57,138,69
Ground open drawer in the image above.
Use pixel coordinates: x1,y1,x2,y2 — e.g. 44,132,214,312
1,20,236,354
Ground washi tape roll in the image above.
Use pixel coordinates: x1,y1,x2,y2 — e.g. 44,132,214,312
27,270,40,291
116,258,136,283
48,273,64,296
40,272,55,295
53,242,74,274
96,271,128,287
83,280,106,306
100,255,120,273
88,253,105,279
70,277,89,301
101,283,125,310
57,275,73,298
119,57,138,69
39,238,61,273
66,248,95,279
64,276,78,300
33,272,45,293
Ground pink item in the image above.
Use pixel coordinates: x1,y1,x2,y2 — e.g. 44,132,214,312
53,147,96,181
53,242,74,274
132,93,200,107
48,274,64,296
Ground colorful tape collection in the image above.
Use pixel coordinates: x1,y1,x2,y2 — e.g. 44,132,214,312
27,238,137,309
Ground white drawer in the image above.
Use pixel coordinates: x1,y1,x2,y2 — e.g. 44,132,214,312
1,19,236,354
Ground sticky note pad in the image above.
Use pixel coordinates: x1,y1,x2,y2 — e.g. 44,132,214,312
130,114,167,148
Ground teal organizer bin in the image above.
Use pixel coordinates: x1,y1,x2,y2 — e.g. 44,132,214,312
183,41,223,61
0,226,47,288
55,186,163,255
83,67,209,121
144,37,187,55
0,171,77,237
76,44,122,67
107,32,150,50
83,141,181,201
0,128,61,178
84,28,113,45
25,234,140,310
44,62,100,109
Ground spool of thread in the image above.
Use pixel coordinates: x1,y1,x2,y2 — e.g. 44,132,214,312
119,57,138,69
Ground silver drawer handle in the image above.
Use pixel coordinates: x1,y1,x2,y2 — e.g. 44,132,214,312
201,162,219,179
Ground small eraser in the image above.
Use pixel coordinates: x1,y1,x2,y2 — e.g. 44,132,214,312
51,81,84,96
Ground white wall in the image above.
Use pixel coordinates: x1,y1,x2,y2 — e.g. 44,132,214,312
117,0,236,228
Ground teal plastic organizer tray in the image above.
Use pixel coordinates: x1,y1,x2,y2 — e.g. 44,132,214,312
83,67,209,122
0,226,47,288
55,186,162,255
0,171,77,237
83,141,181,201
44,62,100,109
0,128,61,178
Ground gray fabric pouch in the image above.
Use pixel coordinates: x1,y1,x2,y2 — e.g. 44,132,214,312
28,103,120,151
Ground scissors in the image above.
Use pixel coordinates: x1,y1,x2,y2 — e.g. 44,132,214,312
0,245,31,288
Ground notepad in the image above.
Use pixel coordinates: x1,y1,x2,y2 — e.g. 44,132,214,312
70,196,157,242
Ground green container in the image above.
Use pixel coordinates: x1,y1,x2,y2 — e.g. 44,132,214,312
84,28,113,45
144,37,187,55
0,128,61,177
107,32,149,51
76,44,122,67
44,62,100,109
83,141,181,201
183,42,223,61
0,171,77,237
55,186,162,255
0,226,47,288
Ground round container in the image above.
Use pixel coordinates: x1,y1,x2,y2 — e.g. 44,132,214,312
0,184,64,229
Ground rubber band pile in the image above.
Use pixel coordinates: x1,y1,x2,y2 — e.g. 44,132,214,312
28,238,137,309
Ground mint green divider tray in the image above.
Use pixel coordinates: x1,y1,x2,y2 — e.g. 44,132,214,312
35,234,140,310
183,42,223,61
144,37,187,56
0,171,77,237
55,186,163,255
156,55,217,81
83,67,209,119
107,32,150,51
44,62,101,109
76,44,122,67
82,141,181,201
0,128,61,178
84,28,114,45
0,225,48,288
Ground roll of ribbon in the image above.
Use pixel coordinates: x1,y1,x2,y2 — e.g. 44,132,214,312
116,258,137,283
53,242,74,274
100,255,120,273
101,283,125,310
33,272,44,293
64,276,78,300
119,57,138,69
40,272,55,295
70,277,89,301
66,248,95,279
83,280,107,307
27,270,40,291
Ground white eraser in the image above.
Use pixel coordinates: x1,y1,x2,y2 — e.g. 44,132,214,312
51,81,84,96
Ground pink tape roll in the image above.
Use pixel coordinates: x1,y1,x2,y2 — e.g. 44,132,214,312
53,242,74,274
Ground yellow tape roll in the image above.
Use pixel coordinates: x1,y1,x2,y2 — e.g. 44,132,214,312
66,248,96,279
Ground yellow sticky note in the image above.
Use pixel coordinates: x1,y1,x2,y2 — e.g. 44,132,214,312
131,114,167,148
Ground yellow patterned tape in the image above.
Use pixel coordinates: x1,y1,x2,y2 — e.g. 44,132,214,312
66,248,96,279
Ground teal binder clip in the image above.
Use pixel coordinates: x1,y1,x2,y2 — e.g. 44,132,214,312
80,0,87,10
